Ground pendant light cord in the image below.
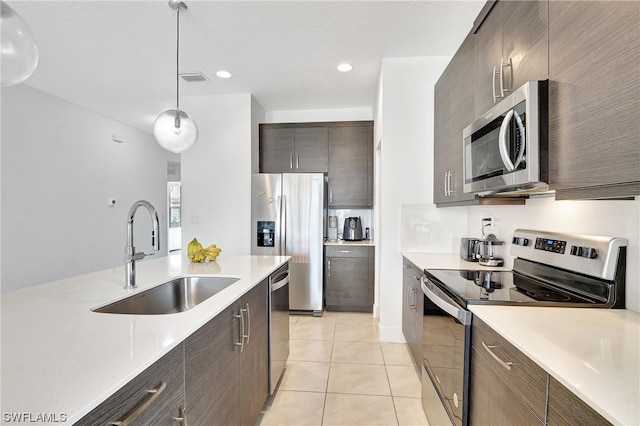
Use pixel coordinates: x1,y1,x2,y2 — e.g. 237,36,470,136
176,5,180,111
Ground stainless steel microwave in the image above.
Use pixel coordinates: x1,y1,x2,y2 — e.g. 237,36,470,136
463,80,548,195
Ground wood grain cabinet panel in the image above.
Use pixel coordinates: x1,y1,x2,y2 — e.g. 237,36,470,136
239,279,270,426
547,376,612,426
548,1,640,198
328,122,373,207
185,279,269,426
77,344,185,426
401,258,424,374
259,124,328,173
471,318,547,422
474,1,548,116
185,302,241,426
469,346,544,426
434,33,478,206
259,127,295,173
325,246,374,312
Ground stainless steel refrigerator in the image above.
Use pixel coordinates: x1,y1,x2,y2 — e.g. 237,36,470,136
251,173,325,315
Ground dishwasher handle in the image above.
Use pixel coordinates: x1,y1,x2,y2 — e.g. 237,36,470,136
270,270,290,292
421,277,471,325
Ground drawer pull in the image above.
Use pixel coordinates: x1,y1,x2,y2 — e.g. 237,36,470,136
110,381,167,426
482,341,513,371
339,250,353,253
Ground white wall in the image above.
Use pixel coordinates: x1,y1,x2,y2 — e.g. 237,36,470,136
180,94,253,255
466,196,640,312
252,97,266,174
376,57,468,342
1,85,176,292
265,107,372,123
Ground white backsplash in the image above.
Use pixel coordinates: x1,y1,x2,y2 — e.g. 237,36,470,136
400,203,468,253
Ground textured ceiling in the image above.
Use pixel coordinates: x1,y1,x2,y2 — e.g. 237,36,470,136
10,1,484,132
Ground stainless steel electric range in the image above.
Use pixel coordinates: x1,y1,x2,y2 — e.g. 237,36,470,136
420,229,628,426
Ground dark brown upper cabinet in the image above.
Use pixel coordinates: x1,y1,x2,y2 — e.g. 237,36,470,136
328,122,374,208
548,1,640,199
259,124,328,173
474,1,549,117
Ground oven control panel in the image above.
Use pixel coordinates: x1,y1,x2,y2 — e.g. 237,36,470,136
534,237,567,254
511,229,628,281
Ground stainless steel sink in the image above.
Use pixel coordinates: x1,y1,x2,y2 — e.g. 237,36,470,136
93,276,240,314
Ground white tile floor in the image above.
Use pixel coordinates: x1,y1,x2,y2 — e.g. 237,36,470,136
258,311,429,426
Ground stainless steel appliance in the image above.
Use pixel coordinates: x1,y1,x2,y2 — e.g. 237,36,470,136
251,173,324,315
473,234,504,267
343,216,363,241
268,263,290,394
459,238,479,262
421,229,628,426
463,80,548,196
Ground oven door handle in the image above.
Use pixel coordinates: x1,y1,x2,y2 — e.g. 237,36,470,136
421,277,471,325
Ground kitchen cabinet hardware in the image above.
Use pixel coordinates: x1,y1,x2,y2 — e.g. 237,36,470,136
109,382,167,426
174,407,188,425
492,58,512,103
482,341,513,371
243,303,251,344
234,310,245,352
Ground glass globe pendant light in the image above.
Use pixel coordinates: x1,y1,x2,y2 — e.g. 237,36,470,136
153,0,198,154
1,1,39,86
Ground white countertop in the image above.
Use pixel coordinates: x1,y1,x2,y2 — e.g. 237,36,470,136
402,252,510,271
404,252,639,425
1,254,289,425
325,239,375,246
470,306,640,426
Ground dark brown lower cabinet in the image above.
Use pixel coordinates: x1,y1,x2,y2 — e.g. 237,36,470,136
185,279,269,426
325,245,374,312
469,346,544,426
470,318,546,426
76,344,185,426
547,376,612,426
401,257,423,374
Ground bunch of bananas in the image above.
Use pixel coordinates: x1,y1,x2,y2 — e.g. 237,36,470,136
187,238,223,263
202,243,222,261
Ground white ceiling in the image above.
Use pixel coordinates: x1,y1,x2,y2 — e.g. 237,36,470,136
11,0,484,132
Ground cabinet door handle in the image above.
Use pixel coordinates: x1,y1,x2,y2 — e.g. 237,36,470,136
492,65,499,103
289,154,293,170
449,171,454,195
243,303,251,345
174,406,188,425
234,310,245,352
482,341,513,371
499,57,511,98
328,259,331,278
444,171,448,197
110,382,167,426
296,154,299,169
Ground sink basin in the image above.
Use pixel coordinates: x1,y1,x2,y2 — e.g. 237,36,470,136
93,276,240,315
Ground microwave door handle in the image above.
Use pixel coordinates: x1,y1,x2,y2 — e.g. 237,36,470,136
511,110,526,169
499,109,516,171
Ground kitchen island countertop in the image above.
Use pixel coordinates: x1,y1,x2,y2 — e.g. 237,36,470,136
1,254,289,424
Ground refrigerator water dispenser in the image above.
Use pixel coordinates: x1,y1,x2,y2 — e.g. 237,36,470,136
257,221,275,247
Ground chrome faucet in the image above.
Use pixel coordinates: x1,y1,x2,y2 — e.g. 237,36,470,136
124,200,160,289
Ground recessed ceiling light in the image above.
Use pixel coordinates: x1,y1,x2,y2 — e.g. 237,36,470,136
337,63,353,72
216,70,232,79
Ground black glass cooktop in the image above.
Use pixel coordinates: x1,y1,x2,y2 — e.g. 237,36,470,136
424,269,603,307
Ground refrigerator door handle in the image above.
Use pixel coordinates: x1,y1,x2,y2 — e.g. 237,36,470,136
280,194,287,256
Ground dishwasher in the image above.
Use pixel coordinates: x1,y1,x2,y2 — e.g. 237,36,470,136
268,263,290,394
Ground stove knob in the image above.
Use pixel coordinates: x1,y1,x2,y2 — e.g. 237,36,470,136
570,245,579,256
582,247,597,259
